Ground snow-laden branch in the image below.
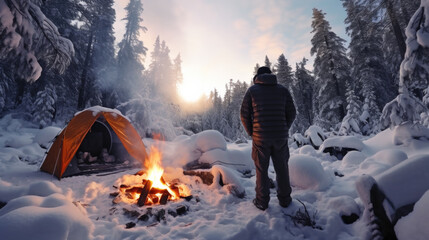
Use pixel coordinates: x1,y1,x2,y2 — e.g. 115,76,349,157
0,0,74,82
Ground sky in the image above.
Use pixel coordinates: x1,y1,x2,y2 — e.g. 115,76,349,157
113,0,348,102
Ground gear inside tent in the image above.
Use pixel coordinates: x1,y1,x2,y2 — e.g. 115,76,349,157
40,106,148,179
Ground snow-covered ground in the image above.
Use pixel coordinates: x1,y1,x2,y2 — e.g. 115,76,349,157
1,114,429,240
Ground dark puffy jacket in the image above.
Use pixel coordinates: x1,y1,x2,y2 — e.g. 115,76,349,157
240,73,296,141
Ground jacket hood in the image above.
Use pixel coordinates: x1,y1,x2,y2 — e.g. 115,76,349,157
254,73,277,85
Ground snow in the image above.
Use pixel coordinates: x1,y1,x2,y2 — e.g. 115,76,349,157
1,115,429,239
75,106,123,118
34,126,61,148
393,122,429,145
0,192,93,240
289,155,332,191
304,125,327,148
395,190,429,240
375,154,429,211
359,149,408,176
319,136,365,152
342,151,366,167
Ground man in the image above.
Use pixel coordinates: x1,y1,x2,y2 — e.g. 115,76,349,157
240,66,296,210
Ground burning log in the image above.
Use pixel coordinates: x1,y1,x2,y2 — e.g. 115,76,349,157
160,189,170,205
138,180,153,207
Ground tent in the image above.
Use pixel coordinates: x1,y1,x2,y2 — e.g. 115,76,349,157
40,106,148,179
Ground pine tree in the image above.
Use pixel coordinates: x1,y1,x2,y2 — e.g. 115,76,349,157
381,1,429,129
116,0,147,102
343,0,390,133
310,8,351,130
264,56,273,72
33,83,57,128
290,58,314,134
276,54,294,89
339,84,362,135
89,0,117,107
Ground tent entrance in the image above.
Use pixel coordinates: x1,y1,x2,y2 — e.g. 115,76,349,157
62,118,139,177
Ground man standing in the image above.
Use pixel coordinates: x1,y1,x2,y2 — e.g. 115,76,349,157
240,66,296,210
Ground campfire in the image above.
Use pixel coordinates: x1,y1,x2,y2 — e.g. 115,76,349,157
112,140,188,206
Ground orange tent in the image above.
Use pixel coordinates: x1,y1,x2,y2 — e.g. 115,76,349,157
40,107,148,179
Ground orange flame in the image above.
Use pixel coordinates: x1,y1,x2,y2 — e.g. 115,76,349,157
144,140,178,200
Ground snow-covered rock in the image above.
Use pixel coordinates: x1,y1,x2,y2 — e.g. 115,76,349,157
299,145,317,155
289,155,332,191
0,193,93,240
210,165,245,198
195,130,227,152
376,154,429,215
0,180,62,202
395,190,429,240
319,136,365,152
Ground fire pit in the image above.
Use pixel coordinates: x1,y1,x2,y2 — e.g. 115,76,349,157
111,141,189,207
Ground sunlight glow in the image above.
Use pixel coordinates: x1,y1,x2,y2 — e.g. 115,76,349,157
178,69,205,102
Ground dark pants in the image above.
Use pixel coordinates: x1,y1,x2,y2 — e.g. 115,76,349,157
252,139,292,207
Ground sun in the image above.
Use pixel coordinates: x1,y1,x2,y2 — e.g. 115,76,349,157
178,70,205,102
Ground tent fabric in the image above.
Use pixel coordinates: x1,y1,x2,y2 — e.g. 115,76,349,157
40,108,148,179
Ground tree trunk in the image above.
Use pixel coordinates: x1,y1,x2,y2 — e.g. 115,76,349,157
77,31,94,110
384,0,406,59
324,36,346,120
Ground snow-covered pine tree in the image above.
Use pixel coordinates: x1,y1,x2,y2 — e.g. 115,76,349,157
275,54,294,90
0,0,74,83
89,0,117,107
158,41,176,102
39,0,88,117
33,83,57,128
343,0,388,134
339,84,362,135
253,63,260,76
310,8,351,131
264,56,274,72
76,0,117,109
290,58,314,134
381,0,429,128
202,89,222,131
147,37,180,103
363,0,420,91
116,0,147,103
344,0,395,109
173,54,184,91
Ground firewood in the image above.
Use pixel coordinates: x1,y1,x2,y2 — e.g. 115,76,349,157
149,188,165,194
109,192,119,197
160,189,170,205
135,170,145,176
138,180,153,207
156,209,166,222
168,209,177,217
176,205,188,215
183,170,214,185
125,222,136,229
170,186,180,198
180,195,193,201
125,187,143,194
